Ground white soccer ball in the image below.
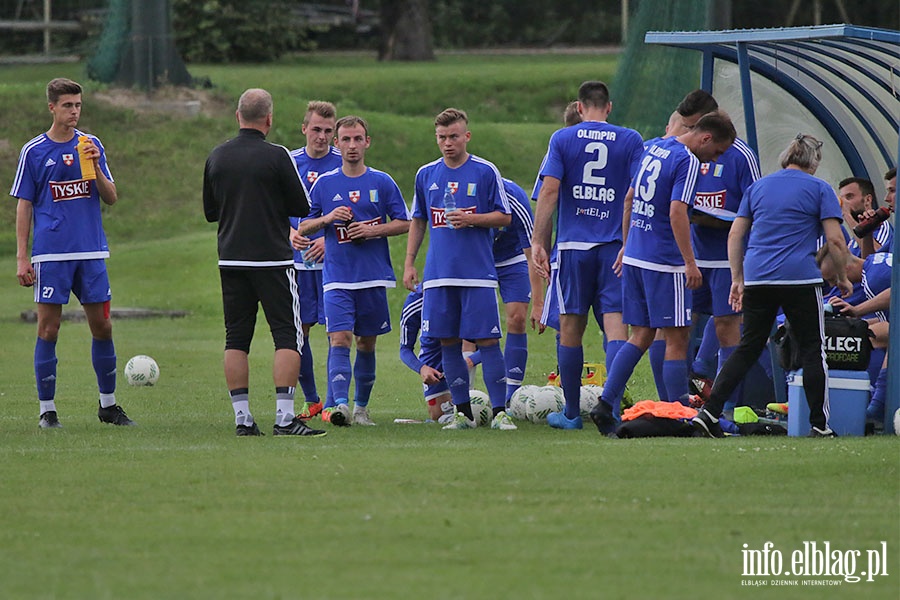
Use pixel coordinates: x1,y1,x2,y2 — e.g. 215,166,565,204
508,385,537,421
526,386,564,424
893,408,900,436
580,385,602,418
124,355,159,386
468,389,492,427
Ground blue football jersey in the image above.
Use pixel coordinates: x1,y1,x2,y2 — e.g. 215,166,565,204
531,152,549,200
739,169,842,286
10,131,114,262
623,136,700,271
412,154,509,289
289,146,343,269
540,121,644,250
493,178,534,266
875,220,894,254
691,138,761,266
862,251,892,322
308,166,410,291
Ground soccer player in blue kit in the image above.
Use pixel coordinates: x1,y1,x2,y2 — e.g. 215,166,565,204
12,78,135,428
404,108,516,431
531,81,645,430
289,101,343,420
298,116,410,426
681,91,761,410
591,112,737,435
463,177,541,401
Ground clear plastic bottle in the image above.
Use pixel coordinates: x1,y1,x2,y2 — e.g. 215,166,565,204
443,184,456,228
301,248,316,268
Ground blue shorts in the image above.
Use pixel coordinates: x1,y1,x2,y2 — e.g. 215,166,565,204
497,260,531,304
324,287,392,336
622,264,693,328
541,266,561,331
33,259,111,305
693,267,738,317
557,243,623,316
422,286,502,340
295,268,325,325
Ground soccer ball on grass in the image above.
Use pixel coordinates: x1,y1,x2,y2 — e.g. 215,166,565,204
467,389,493,427
124,355,159,386
526,386,564,424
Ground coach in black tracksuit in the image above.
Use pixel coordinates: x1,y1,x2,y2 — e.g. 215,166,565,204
203,88,325,438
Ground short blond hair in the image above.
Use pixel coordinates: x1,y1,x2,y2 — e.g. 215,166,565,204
303,100,336,126
435,108,468,128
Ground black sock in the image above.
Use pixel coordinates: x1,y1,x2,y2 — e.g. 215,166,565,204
456,402,474,420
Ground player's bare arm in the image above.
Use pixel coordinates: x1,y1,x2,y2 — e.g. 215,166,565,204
297,205,353,236
670,200,701,290
445,209,510,230
347,216,410,240
15,199,35,287
403,217,427,291
532,176,560,280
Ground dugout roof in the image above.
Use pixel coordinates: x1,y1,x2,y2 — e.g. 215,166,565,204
645,24,900,431
644,24,898,187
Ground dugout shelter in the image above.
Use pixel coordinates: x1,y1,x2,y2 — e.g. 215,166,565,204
644,24,900,432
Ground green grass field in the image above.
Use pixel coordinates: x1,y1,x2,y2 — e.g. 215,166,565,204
0,54,898,599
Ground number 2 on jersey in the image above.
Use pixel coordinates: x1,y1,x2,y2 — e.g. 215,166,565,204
582,142,608,186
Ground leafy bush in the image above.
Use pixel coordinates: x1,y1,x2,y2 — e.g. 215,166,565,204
171,0,309,63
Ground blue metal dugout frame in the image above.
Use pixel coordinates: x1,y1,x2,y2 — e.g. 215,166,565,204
645,25,900,432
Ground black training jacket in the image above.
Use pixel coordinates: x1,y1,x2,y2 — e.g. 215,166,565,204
203,128,309,268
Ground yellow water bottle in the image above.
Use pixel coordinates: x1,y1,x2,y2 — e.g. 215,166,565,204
77,135,97,180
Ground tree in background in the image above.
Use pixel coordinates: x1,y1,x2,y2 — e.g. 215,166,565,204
378,0,434,61
171,0,308,63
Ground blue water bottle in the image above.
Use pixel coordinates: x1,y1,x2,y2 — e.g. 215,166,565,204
443,184,456,229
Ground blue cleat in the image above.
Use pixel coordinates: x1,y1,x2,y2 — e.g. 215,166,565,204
547,411,583,430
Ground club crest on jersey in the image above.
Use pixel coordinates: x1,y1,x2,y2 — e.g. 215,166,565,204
713,164,724,177
467,183,476,196
62,153,74,167
349,190,360,203
447,181,459,194
370,189,378,203
700,163,710,176
307,171,319,183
